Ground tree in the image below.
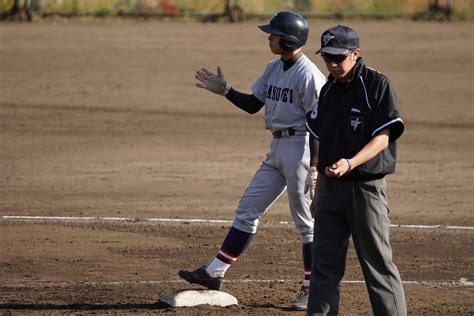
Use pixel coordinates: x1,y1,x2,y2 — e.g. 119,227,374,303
225,0,244,23
201,0,245,23
4,0,32,22
414,0,453,21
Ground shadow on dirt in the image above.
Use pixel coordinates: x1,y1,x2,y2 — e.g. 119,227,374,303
0,301,171,312
249,303,296,312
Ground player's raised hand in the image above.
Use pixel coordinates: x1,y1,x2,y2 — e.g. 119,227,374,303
195,66,231,96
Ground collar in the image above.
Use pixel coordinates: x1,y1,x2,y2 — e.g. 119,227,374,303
328,57,365,85
348,57,365,81
281,52,303,71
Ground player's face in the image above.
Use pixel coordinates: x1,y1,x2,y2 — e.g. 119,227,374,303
323,49,360,82
268,34,284,54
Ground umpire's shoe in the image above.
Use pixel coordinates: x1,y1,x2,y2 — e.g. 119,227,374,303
178,266,223,290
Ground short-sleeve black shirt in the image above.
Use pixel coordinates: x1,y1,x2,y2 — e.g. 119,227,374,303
306,58,404,180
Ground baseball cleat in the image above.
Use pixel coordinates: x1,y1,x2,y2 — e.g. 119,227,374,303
178,266,223,290
293,286,309,311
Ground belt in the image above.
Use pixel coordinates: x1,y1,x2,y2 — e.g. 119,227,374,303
271,128,307,138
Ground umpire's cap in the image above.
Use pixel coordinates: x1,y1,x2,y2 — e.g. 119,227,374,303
258,11,309,51
317,25,359,55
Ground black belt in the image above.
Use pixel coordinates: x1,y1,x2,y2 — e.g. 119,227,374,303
272,128,306,138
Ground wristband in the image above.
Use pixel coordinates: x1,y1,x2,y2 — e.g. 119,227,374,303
345,159,352,173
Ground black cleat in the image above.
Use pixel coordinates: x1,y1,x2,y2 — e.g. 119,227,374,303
178,266,223,290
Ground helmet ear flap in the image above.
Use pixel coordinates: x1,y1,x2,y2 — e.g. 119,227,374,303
279,35,299,51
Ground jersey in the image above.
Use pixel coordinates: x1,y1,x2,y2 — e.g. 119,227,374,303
252,54,326,132
231,53,326,245
306,58,404,180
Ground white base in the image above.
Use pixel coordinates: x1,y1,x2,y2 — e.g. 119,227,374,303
161,289,238,307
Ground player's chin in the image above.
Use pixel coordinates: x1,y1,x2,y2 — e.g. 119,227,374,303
330,71,343,78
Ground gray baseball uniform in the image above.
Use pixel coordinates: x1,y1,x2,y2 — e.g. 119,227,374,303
232,53,326,244
179,12,326,311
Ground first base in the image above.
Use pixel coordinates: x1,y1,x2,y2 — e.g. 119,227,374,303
161,290,238,307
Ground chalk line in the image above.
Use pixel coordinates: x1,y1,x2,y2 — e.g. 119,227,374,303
1,215,473,231
1,279,472,290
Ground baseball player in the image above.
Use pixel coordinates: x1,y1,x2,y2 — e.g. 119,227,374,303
306,25,407,315
178,11,326,310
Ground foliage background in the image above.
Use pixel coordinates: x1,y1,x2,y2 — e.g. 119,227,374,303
0,0,472,19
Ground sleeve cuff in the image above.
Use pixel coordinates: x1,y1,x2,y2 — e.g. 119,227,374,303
372,118,404,142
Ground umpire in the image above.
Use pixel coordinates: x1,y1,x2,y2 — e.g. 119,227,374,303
306,25,407,315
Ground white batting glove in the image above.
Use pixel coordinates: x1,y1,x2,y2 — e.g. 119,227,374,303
195,66,231,96
304,167,318,199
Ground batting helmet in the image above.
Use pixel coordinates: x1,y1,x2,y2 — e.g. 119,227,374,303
258,11,309,51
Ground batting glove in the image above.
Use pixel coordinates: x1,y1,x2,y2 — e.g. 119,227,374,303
195,66,231,96
304,167,318,199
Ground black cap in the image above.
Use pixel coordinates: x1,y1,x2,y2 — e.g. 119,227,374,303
316,25,359,55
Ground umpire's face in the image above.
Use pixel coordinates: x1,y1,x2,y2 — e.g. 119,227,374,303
323,48,361,82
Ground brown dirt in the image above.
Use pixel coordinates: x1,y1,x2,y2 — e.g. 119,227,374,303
0,19,473,315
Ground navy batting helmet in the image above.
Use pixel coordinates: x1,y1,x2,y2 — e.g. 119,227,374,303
258,11,309,51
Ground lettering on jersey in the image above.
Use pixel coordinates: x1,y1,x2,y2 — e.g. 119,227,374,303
349,116,364,133
265,84,293,103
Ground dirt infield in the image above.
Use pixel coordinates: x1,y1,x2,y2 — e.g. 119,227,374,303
0,20,473,315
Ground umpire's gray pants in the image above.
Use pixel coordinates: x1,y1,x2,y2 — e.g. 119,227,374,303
307,175,406,316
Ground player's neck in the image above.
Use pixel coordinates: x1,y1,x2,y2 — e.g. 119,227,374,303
280,49,302,61
281,51,302,71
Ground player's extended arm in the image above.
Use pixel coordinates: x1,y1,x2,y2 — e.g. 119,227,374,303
195,66,264,114
195,66,231,96
325,128,390,178
225,89,264,114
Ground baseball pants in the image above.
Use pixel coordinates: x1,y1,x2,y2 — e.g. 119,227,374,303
307,175,406,316
232,134,314,244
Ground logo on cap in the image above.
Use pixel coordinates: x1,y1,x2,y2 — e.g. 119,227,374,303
322,33,335,46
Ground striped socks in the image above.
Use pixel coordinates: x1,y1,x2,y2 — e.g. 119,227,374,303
205,228,313,287
303,242,312,287
205,227,253,278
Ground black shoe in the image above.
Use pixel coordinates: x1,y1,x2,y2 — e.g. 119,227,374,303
178,266,223,290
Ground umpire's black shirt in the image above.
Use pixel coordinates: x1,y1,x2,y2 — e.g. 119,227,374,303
306,58,404,180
